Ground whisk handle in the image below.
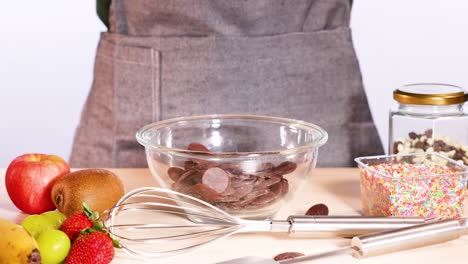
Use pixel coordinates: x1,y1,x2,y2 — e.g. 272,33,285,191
351,219,464,258
286,216,426,237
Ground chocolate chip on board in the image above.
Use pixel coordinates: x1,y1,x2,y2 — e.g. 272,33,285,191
305,203,329,216
273,252,305,261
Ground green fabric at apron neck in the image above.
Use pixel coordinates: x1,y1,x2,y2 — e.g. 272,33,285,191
96,0,353,29
97,0,111,28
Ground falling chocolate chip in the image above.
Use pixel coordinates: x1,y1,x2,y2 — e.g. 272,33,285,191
305,203,329,216
273,252,305,261
187,142,210,152
202,167,230,193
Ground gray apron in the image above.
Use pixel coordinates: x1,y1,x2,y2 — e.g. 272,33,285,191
70,0,383,168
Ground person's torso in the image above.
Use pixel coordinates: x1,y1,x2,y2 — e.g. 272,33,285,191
70,0,383,168
109,0,350,36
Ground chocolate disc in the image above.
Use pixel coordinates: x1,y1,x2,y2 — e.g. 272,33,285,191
187,142,210,152
176,170,203,186
167,167,185,182
272,161,297,175
305,203,329,216
172,158,296,210
192,183,220,203
202,167,230,193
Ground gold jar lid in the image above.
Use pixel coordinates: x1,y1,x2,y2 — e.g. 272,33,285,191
394,83,468,105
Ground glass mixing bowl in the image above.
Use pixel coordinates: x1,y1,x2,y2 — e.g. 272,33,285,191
136,114,328,219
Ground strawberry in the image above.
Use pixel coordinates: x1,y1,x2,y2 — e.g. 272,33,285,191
60,212,93,240
65,231,115,264
59,203,99,240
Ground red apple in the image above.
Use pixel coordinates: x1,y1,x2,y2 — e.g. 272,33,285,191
5,153,70,214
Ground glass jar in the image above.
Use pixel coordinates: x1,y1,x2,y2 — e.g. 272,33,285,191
389,83,468,165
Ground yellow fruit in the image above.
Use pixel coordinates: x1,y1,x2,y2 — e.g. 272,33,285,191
0,218,41,264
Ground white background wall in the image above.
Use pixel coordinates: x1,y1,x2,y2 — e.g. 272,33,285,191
1,1,467,167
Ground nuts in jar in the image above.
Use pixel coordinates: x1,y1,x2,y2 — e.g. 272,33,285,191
393,129,468,166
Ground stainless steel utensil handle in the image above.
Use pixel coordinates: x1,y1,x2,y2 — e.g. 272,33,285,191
283,216,426,237
351,219,463,258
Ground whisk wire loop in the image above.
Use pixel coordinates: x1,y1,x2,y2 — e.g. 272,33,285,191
101,187,248,259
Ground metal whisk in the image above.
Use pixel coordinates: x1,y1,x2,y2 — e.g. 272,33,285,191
101,187,427,260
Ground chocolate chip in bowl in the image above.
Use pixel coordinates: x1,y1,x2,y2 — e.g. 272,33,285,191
168,143,294,212
136,114,328,219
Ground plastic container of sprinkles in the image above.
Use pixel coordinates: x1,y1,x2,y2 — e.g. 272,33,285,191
355,153,468,219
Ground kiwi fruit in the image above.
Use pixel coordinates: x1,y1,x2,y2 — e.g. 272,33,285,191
51,169,125,217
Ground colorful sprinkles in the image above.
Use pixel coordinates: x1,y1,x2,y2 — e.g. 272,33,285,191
360,162,467,219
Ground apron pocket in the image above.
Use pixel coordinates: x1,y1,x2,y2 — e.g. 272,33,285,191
101,39,161,167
